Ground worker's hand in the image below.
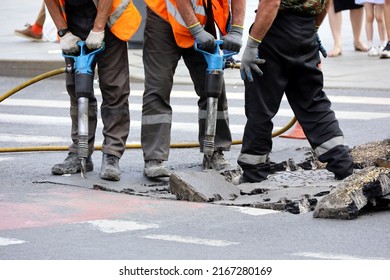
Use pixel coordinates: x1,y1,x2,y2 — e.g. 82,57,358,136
221,25,243,53
316,32,327,58
86,30,105,49
60,32,81,54
188,22,215,52
240,36,265,82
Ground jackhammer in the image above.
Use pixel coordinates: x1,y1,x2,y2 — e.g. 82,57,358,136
63,41,105,178
194,40,239,169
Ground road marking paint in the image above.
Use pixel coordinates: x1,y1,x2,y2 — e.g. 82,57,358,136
82,219,159,233
290,252,384,260
0,113,248,134
0,237,27,246
3,99,390,120
0,133,67,143
142,234,240,247
230,206,279,216
0,157,13,162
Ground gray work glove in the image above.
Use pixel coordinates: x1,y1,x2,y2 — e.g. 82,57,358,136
60,32,81,54
86,30,105,49
221,25,243,52
188,23,215,51
240,36,265,82
316,32,327,58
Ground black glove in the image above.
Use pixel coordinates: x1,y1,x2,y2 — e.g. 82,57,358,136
316,32,327,58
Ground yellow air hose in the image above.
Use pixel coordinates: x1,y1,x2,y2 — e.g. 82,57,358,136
0,69,297,153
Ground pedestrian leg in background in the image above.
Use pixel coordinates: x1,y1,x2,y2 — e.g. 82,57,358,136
14,2,45,41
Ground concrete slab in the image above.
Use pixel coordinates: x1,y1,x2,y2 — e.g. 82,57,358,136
169,170,241,202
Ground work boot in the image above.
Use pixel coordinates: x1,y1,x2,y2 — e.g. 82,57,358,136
203,150,233,171
144,160,171,178
14,24,42,41
100,154,121,181
51,152,93,175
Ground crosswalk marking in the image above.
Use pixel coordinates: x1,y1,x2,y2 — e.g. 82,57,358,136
142,234,240,247
2,99,390,119
0,237,27,246
82,220,159,233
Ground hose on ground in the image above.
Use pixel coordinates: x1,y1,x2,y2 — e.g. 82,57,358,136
0,69,297,153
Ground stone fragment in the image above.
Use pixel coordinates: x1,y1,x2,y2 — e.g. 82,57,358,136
313,167,390,219
169,170,241,202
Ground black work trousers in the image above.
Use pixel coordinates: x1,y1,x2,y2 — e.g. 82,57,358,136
64,2,130,159
141,8,232,161
238,11,353,182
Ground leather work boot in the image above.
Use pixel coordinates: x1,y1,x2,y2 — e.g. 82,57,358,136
100,154,121,181
144,160,171,178
203,150,233,171
14,24,42,41
51,153,93,175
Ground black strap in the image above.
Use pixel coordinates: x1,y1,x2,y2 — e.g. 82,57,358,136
204,0,216,37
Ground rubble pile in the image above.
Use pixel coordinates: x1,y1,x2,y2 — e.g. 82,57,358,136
169,139,390,218
313,167,390,219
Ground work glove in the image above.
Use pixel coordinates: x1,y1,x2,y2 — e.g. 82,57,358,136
316,32,327,58
240,36,265,82
86,30,105,49
60,32,81,54
221,25,243,53
188,22,215,52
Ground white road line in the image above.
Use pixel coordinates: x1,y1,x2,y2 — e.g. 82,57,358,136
0,133,67,143
290,251,384,260
0,113,248,134
142,234,240,247
229,206,279,216
3,99,390,119
0,237,27,246
82,220,159,233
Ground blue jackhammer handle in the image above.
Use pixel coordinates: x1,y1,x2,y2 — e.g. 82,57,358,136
62,41,105,75
194,39,237,70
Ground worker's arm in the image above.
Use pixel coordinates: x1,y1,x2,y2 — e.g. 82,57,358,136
176,0,215,50
44,0,81,54
44,0,68,30
240,0,280,82
93,0,113,32
86,0,113,48
221,0,246,52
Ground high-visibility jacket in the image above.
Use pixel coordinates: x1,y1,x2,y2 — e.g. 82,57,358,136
145,0,231,48
59,0,142,41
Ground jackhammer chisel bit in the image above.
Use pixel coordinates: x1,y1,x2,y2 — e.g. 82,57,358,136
195,40,238,169
63,41,105,178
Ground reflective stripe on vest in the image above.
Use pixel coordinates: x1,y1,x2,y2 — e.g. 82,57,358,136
237,153,268,165
145,0,230,48
314,136,345,157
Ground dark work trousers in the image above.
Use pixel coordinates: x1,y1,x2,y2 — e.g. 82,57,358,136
238,11,353,182
64,3,130,159
141,8,232,161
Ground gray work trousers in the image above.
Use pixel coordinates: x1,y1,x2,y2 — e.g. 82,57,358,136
141,8,232,161
66,28,130,159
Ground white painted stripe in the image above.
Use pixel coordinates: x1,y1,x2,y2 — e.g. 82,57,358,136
83,220,159,233
0,237,27,246
142,234,240,247
230,206,279,216
327,95,390,105
0,134,67,143
0,157,13,162
290,252,384,260
0,113,248,134
3,99,390,120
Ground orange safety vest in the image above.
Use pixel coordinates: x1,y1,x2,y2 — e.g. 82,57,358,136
59,0,142,41
144,0,231,48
